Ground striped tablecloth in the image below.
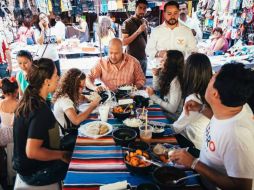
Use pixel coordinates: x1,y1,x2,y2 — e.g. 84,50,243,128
63,105,202,190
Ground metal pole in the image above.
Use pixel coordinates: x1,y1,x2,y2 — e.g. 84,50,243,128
96,0,102,59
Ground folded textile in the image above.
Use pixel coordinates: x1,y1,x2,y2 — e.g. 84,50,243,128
100,180,128,190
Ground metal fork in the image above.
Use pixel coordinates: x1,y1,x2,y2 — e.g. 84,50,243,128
172,174,200,184
136,155,163,167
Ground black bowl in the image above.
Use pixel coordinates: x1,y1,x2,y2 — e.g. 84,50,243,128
112,128,137,146
124,151,153,175
112,106,131,120
153,166,186,190
128,141,150,151
137,183,160,190
134,95,149,108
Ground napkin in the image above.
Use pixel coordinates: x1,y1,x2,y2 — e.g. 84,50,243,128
99,180,128,190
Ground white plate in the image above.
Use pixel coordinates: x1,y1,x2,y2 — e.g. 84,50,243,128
79,121,113,139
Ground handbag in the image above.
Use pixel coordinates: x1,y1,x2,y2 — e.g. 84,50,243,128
59,111,80,151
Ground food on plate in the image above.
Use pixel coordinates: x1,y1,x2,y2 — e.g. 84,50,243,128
152,126,165,133
123,118,143,128
86,123,109,136
118,85,133,91
125,149,150,167
113,106,124,113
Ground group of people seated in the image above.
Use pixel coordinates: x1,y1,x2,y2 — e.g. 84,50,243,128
0,35,253,189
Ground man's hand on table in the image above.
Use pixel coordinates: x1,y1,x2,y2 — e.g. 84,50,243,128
169,149,195,169
146,86,155,96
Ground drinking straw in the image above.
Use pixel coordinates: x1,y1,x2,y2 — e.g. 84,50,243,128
145,112,148,131
142,106,145,117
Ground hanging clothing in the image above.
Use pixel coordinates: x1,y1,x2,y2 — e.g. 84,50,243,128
242,0,254,9
116,0,123,10
101,0,108,13
128,0,136,12
108,0,117,11
61,0,72,12
35,0,49,14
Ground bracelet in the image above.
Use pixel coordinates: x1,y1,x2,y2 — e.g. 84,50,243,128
191,158,200,170
199,104,206,113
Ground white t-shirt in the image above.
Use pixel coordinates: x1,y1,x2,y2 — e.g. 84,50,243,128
181,17,202,42
173,94,210,149
54,21,66,40
200,104,254,190
35,28,59,61
146,22,198,59
53,96,75,129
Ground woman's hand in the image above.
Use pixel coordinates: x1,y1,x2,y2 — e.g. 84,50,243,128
184,100,202,116
152,68,160,76
61,151,71,163
146,86,155,96
90,96,101,108
39,20,45,31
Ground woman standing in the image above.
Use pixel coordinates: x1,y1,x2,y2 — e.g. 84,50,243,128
146,50,184,121
36,12,61,76
17,17,36,45
13,58,70,186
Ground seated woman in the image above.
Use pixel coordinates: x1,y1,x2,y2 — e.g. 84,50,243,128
53,68,101,130
146,50,184,121
13,58,70,186
172,53,212,157
209,27,229,55
0,77,18,146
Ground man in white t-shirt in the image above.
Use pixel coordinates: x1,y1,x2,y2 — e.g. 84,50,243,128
170,63,254,190
179,2,202,42
54,16,66,40
146,1,197,60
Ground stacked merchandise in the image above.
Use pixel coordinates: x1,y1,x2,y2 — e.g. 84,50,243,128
196,0,254,45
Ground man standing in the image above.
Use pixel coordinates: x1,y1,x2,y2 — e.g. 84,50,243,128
86,38,145,92
0,33,12,78
54,16,66,40
170,63,254,190
122,0,148,75
179,2,202,42
146,1,197,60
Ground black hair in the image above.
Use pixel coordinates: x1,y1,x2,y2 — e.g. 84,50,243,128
1,77,18,95
183,53,212,104
164,0,179,12
136,0,148,7
214,63,254,107
15,58,55,117
159,50,184,97
16,50,33,62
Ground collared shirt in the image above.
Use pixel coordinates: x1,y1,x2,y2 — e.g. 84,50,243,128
146,22,198,58
0,34,9,63
87,53,146,91
182,16,203,42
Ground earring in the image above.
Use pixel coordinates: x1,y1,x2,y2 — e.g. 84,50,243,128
48,84,50,87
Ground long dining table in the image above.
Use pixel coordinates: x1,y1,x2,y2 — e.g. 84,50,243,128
63,105,204,190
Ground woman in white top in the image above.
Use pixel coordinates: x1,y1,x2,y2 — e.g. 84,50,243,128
173,53,212,157
146,50,184,121
53,68,101,130
36,12,61,76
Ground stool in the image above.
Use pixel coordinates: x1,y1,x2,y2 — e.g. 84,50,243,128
14,174,60,190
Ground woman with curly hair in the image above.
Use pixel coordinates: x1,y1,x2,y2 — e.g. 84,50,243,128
53,68,101,129
146,50,184,120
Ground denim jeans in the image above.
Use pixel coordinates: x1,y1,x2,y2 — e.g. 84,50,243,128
138,59,147,76
54,60,61,76
20,160,69,186
0,63,10,78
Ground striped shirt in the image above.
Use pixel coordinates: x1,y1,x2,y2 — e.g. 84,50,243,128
87,53,146,91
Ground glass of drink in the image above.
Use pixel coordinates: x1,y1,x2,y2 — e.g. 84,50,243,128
139,125,152,144
136,108,148,120
98,104,110,122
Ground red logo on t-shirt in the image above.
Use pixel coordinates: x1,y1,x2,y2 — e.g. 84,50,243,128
209,141,216,152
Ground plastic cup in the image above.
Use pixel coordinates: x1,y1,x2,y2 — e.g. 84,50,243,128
139,125,152,144
136,108,148,120
98,104,110,122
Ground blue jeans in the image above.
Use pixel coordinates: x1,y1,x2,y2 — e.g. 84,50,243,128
0,63,10,78
20,160,68,186
138,59,147,76
54,60,61,76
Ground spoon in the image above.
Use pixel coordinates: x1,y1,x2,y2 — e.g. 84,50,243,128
136,155,163,167
172,173,200,184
